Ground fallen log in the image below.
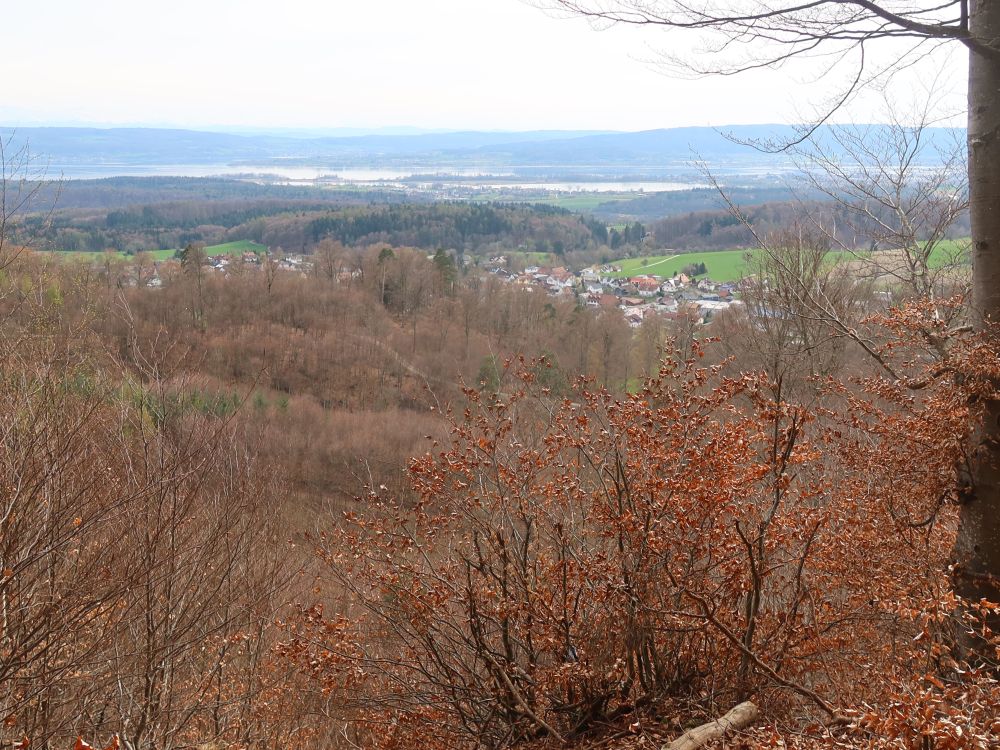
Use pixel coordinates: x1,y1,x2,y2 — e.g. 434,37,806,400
664,701,759,750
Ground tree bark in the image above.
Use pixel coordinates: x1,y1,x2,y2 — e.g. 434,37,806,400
664,701,759,750
957,0,1000,626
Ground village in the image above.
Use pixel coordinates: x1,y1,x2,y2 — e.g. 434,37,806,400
485,256,742,327
108,246,744,329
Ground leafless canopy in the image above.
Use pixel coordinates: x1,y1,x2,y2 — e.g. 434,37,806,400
541,1,990,144
0,134,59,270
543,2,991,67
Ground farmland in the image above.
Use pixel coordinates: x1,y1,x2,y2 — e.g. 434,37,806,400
509,250,555,265
927,237,970,266
533,194,634,212
36,239,269,263
604,249,754,282
39,248,178,262
203,240,269,255
602,239,971,283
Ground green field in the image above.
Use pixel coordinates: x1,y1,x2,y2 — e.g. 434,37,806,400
510,251,554,265
927,238,970,267
203,240,268,256
44,248,177,262
605,249,755,282
476,191,634,213
603,239,971,283
531,194,634,212
148,249,178,261
40,240,268,263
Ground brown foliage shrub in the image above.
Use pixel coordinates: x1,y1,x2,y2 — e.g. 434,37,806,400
288,308,1000,748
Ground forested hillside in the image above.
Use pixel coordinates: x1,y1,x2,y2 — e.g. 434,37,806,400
19,200,611,256
14,245,651,508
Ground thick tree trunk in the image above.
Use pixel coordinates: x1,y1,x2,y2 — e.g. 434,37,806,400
957,0,1000,625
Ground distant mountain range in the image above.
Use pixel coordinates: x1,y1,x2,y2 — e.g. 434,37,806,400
0,124,966,177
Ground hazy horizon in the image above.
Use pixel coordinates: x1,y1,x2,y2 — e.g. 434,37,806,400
2,0,968,132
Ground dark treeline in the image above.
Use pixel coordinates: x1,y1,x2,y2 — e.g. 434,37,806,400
303,202,596,251
103,200,337,231
20,200,618,256
36,189,976,268
23,176,404,210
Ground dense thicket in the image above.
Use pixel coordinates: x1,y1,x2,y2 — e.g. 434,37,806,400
290,317,1000,749
0,246,667,747
0,259,308,749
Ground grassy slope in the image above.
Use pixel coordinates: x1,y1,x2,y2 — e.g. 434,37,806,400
607,249,753,282
48,248,177,262
479,192,635,213
927,238,969,267
43,238,968,279
509,251,555,264
606,239,971,283
42,240,268,263
204,240,268,255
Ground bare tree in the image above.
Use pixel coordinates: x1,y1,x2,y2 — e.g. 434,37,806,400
787,97,970,321
715,224,874,393
542,0,1000,640
0,335,139,744
0,134,57,272
708,98,969,384
312,239,348,285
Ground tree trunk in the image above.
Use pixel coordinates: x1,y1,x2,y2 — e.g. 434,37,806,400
664,702,759,750
957,0,1000,628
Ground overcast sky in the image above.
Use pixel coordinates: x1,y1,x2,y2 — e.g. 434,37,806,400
1,0,968,132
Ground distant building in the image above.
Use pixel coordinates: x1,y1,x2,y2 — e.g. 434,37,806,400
633,277,661,297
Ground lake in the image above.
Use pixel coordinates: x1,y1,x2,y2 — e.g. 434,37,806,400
45,163,720,192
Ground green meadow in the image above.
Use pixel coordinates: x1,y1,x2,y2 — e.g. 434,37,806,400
533,194,634,212
927,238,970,267
39,239,269,263
44,248,177,262
605,249,754,282
509,251,555,265
604,239,971,283
203,240,268,255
